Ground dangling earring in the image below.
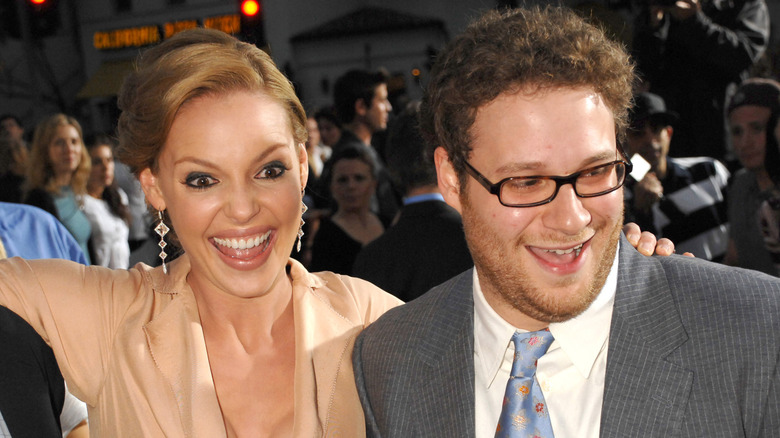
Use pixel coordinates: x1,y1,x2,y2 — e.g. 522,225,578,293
297,197,308,253
155,210,169,274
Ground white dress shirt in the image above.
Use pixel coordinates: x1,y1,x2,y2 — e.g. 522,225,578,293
474,243,619,438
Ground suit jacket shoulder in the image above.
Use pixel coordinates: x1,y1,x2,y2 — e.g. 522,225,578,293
352,200,472,301
603,238,780,437
354,270,477,436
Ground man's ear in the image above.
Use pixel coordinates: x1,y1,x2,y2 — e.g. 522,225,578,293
354,98,368,117
138,168,165,211
298,143,309,190
434,146,462,213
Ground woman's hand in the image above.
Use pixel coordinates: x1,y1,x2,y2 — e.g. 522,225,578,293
623,222,694,257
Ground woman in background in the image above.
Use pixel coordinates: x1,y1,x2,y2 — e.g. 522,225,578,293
24,114,92,263
83,135,131,268
309,144,385,274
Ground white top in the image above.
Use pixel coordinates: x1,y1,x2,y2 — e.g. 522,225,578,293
82,190,130,269
474,242,619,438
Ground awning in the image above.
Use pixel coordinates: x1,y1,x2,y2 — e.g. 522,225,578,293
76,59,136,99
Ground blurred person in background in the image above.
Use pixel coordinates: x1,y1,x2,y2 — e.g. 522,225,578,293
83,135,131,269
352,101,472,301
309,144,385,275
631,0,769,165
0,201,90,438
723,78,780,275
23,114,92,264
0,114,26,144
314,107,341,151
0,135,28,203
623,92,730,261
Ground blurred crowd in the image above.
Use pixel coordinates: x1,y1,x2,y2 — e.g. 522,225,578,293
3,0,780,295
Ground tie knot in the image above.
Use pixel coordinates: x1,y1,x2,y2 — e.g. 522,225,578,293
509,329,554,377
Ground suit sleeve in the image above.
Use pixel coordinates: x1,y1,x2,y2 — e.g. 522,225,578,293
760,347,780,436
353,330,383,437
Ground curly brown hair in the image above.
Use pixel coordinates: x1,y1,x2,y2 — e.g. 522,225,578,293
419,5,635,187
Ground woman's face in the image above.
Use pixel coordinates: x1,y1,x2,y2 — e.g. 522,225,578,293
330,158,376,213
48,124,83,182
89,144,115,190
139,90,308,300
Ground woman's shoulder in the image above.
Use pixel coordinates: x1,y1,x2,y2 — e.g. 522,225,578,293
290,259,402,324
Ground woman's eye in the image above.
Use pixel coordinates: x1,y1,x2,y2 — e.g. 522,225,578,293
258,163,287,179
185,173,217,189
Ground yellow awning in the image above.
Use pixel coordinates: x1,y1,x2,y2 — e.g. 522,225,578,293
76,59,136,99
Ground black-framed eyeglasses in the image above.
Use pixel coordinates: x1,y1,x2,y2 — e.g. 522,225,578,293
463,158,632,208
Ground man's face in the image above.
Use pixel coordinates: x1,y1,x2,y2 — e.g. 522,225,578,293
436,88,623,330
626,119,672,171
729,105,771,172
363,83,392,133
0,118,24,141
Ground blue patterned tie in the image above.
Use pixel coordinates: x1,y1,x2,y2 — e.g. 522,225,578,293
495,329,555,438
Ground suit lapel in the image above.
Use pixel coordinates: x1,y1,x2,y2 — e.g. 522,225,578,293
412,271,477,436
600,237,693,437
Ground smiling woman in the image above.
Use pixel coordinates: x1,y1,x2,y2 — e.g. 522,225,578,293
0,28,401,437
23,114,93,264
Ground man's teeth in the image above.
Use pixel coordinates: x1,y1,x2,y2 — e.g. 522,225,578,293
544,243,583,257
214,231,272,250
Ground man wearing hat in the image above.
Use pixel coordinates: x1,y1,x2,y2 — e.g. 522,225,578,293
625,92,730,261
723,78,780,275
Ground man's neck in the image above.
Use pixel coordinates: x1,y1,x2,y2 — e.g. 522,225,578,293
344,121,373,146
654,156,668,180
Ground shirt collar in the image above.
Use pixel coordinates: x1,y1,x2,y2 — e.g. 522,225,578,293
403,192,446,205
474,240,619,387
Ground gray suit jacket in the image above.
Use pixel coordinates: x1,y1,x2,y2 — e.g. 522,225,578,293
353,235,780,437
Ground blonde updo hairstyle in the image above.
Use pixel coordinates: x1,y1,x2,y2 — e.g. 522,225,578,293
26,113,90,196
116,28,307,175
116,28,308,252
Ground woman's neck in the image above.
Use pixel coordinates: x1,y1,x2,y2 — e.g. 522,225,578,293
53,173,72,188
87,183,105,199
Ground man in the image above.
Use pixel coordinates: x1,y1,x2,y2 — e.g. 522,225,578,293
0,202,89,437
353,6,780,437
0,114,25,144
327,69,399,224
624,92,730,261
352,102,472,301
631,0,769,163
723,78,780,276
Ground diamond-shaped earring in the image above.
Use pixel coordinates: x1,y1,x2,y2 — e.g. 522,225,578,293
155,210,169,274
297,201,308,253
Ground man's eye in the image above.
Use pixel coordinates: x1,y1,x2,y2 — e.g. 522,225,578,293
507,178,543,191
185,173,217,189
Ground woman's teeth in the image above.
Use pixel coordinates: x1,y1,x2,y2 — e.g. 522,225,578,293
544,243,583,257
213,230,272,250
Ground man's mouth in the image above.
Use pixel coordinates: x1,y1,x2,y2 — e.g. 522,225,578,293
541,243,584,258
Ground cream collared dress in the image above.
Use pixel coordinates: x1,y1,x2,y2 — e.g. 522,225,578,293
0,254,401,437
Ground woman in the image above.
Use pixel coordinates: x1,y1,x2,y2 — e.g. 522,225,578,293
83,135,131,268
309,145,385,274
23,114,92,263
0,29,400,436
